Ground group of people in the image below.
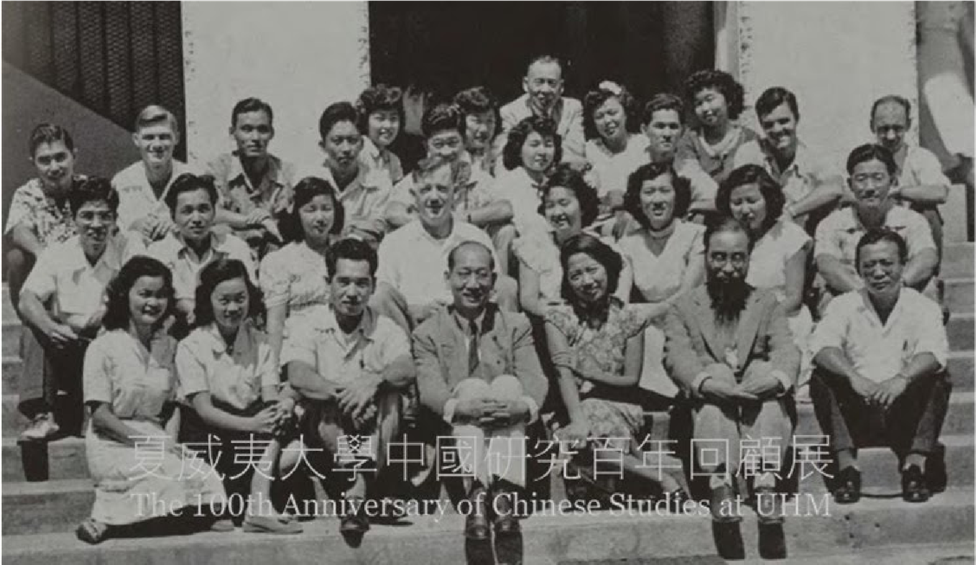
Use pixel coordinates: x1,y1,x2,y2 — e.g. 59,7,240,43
3,54,956,561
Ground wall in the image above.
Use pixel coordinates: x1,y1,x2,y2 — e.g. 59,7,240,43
181,2,371,171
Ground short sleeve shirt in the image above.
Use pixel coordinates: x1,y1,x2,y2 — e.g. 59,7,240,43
747,220,811,297
84,329,178,424
280,306,410,385
677,126,759,183
618,220,704,303
360,137,405,184
492,167,550,236
389,156,495,215
176,322,277,410
814,206,936,272
809,288,948,383
4,177,83,247
112,160,196,233
207,152,295,219
149,232,256,301
258,241,331,314
734,139,842,207
295,161,393,237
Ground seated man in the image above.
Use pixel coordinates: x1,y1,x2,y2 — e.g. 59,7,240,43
112,105,196,244
815,144,939,313
299,102,394,245
496,55,585,167
733,87,845,234
372,155,518,332
207,97,294,258
870,95,951,257
810,228,950,504
414,241,547,541
664,217,799,561
284,238,416,537
148,173,255,325
17,178,145,439
385,103,515,272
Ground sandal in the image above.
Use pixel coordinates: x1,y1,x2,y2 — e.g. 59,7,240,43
242,514,303,534
76,518,109,545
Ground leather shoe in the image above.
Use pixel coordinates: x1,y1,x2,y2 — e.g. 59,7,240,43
925,446,947,494
711,521,745,560
758,522,787,560
833,467,861,504
339,496,370,535
666,488,691,514
465,484,490,541
901,465,930,503
492,484,520,535
709,483,738,522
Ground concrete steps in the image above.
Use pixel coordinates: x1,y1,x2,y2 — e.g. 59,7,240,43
1,487,973,564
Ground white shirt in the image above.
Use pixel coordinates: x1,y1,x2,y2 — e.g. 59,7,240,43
376,218,499,306
149,231,256,301
585,135,649,198
810,287,948,383
492,167,550,237
22,233,146,321
747,220,811,300
111,160,196,233
814,205,936,275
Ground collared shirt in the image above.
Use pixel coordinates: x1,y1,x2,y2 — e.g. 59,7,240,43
360,137,404,184
280,305,410,386
809,287,948,383
734,139,842,207
585,134,649,198
897,144,951,189
814,205,936,276
498,94,585,164
4,177,84,247
84,329,179,424
296,161,393,237
148,231,256,301
376,218,500,306
491,167,550,236
21,233,146,320
207,151,295,219
176,321,277,411
389,152,495,214
111,160,196,233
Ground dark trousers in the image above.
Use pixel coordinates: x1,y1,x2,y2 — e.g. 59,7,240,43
18,324,88,432
810,369,951,460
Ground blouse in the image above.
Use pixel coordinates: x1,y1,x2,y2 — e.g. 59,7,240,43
747,220,811,300
259,241,331,314
617,220,704,303
584,135,649,198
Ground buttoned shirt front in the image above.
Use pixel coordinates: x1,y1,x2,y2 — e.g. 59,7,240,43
809,287,948,383
4,177,83,247
112,160,196,233
375,218,499,306
207,152,295,219
148,231,256,301
734,139,842,207
176,322,278,411
360,137,404,184
280,305,410,386
21,233,145,321
814,205,936,279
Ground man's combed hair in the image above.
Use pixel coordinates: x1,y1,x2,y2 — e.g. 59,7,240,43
29,123,74,157
68,177,118,216
163,173,218,213
703,215,754,252
870,94,911,123
231,97,274,128
447,240,495,271
641,93,685,127
134,104,179,135
846,143,897,176
318,102,359,140
855,227,908,269
755,87,799,121
326,237,379,278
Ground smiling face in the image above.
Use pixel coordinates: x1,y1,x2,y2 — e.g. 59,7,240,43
330,257,374,319
426,129,465,161
593,97,627,144
759,103,798,156
643,109,683,160
706,229,751,285
321,120,363,176
134,122,177,169
871,101,909,154
727,183,768,232
639,173,677,230
447,243,495,315
858,239,904,300
173,188,215,244
231,110,273,159
521,131,556,174
544,185,583,240
368,109,401,149
849,158,893,215
298,194,337,246
693,87,729,131
211,277,249,333
566,251,609,305
32,140,76,192
75,200,115,259
414,164,455,229
523,61,563,113
129,275,169,328
464,111,497,152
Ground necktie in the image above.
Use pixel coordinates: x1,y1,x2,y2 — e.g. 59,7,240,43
468,319,480,378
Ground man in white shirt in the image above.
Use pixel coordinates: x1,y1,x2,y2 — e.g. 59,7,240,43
372,156,517,332
18,178,145,439
811,228,950,505
497,55,585,167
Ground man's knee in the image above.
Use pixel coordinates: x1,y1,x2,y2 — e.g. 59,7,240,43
454,378,491,400
489,374,524,400
494,275,518,312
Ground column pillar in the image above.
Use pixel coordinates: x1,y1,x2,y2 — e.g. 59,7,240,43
181,2,371,168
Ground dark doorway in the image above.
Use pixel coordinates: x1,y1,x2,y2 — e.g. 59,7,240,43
368,2,714,104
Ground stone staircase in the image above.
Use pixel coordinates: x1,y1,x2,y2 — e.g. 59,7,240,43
1,241,973,563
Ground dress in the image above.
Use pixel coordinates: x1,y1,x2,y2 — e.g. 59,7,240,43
545,303,646,450
747,220,815,385
259,241,331,359
83,330,225,525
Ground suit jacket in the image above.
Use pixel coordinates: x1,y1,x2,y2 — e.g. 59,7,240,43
663,285,800,398
413,303,547,417
496,94,585,165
